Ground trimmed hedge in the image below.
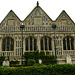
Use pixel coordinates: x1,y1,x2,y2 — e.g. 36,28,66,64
27,59,36,66
23,51,40,66
41,55,57,65
0,64,75,75
23,51,57,65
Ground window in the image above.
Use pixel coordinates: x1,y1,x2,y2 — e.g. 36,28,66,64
16,41,17,47
41,39,43,50
45,38,47,50
20,41,21,47
25,39,28,51
25,37,37,51
34,39,37,50
30,37,32,50
18,41,19,47
2,37,14,51
63,36,74,50
40,36,52,50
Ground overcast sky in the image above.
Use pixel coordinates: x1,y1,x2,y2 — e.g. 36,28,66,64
0,0,75,22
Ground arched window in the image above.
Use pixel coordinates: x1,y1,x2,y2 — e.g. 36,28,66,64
2,37,14,51
63,36,74,50
40,36,52,50
25,37,37,51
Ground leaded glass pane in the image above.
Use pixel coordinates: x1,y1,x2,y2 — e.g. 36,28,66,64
41,39,43,50
71,38,74,50
7,37,10,51
45,38,47,50
49,38,52,50
11,39,14,51
26,39,28,51
67,37,70,50
3,39,6,51
63,39,66,50
30,37,32,50
34,39,36,50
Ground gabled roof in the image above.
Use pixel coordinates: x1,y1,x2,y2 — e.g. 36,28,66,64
0,10,21,24
23,2,53,22
55,10,75,24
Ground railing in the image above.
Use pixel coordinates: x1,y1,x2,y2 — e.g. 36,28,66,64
63,50,75,55
0,52,15,56
49,51,53,55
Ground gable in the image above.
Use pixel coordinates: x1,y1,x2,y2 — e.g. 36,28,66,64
56,10,75,26
0,10,21,32
55,10,75,31
0,10,21,27
23,5,52,25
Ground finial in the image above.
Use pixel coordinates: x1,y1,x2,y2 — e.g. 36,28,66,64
37,1,39,7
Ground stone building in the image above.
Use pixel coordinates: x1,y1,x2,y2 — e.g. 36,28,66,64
0,2,75,64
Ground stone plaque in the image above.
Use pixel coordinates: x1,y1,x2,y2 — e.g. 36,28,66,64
8,19,14,25
34,17,42,25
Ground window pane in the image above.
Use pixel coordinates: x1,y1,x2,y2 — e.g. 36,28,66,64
63,39,66,50
30,37,32,50
67,37,70,50
41,39,43,50
7,37,10,51
45,38,47,50
26,39,28,51
16,41,17,47
11,39,14,51
34,39,36,51
71,38,74,50
49,38,52,50
3,39,6,51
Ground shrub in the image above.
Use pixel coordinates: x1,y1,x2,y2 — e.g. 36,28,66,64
40,51,45,56
27,59,36,66
34,51,40,63
39,51,57,65
23,51,40,65
0,56,5,66
41,55,56,65
23,52,34,59
24,51,57,65
46,51,50,55
33,63,45,66
10,60,20,67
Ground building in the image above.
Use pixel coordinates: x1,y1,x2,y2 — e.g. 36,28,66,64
0,2,75,64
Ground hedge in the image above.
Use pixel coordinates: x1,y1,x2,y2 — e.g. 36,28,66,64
23,51,57,65
0,64,75,75
0,56,5,66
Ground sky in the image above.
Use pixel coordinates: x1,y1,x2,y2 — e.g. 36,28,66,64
0,0,75,22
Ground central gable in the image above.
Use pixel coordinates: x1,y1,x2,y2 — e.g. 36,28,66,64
23,4,52,25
